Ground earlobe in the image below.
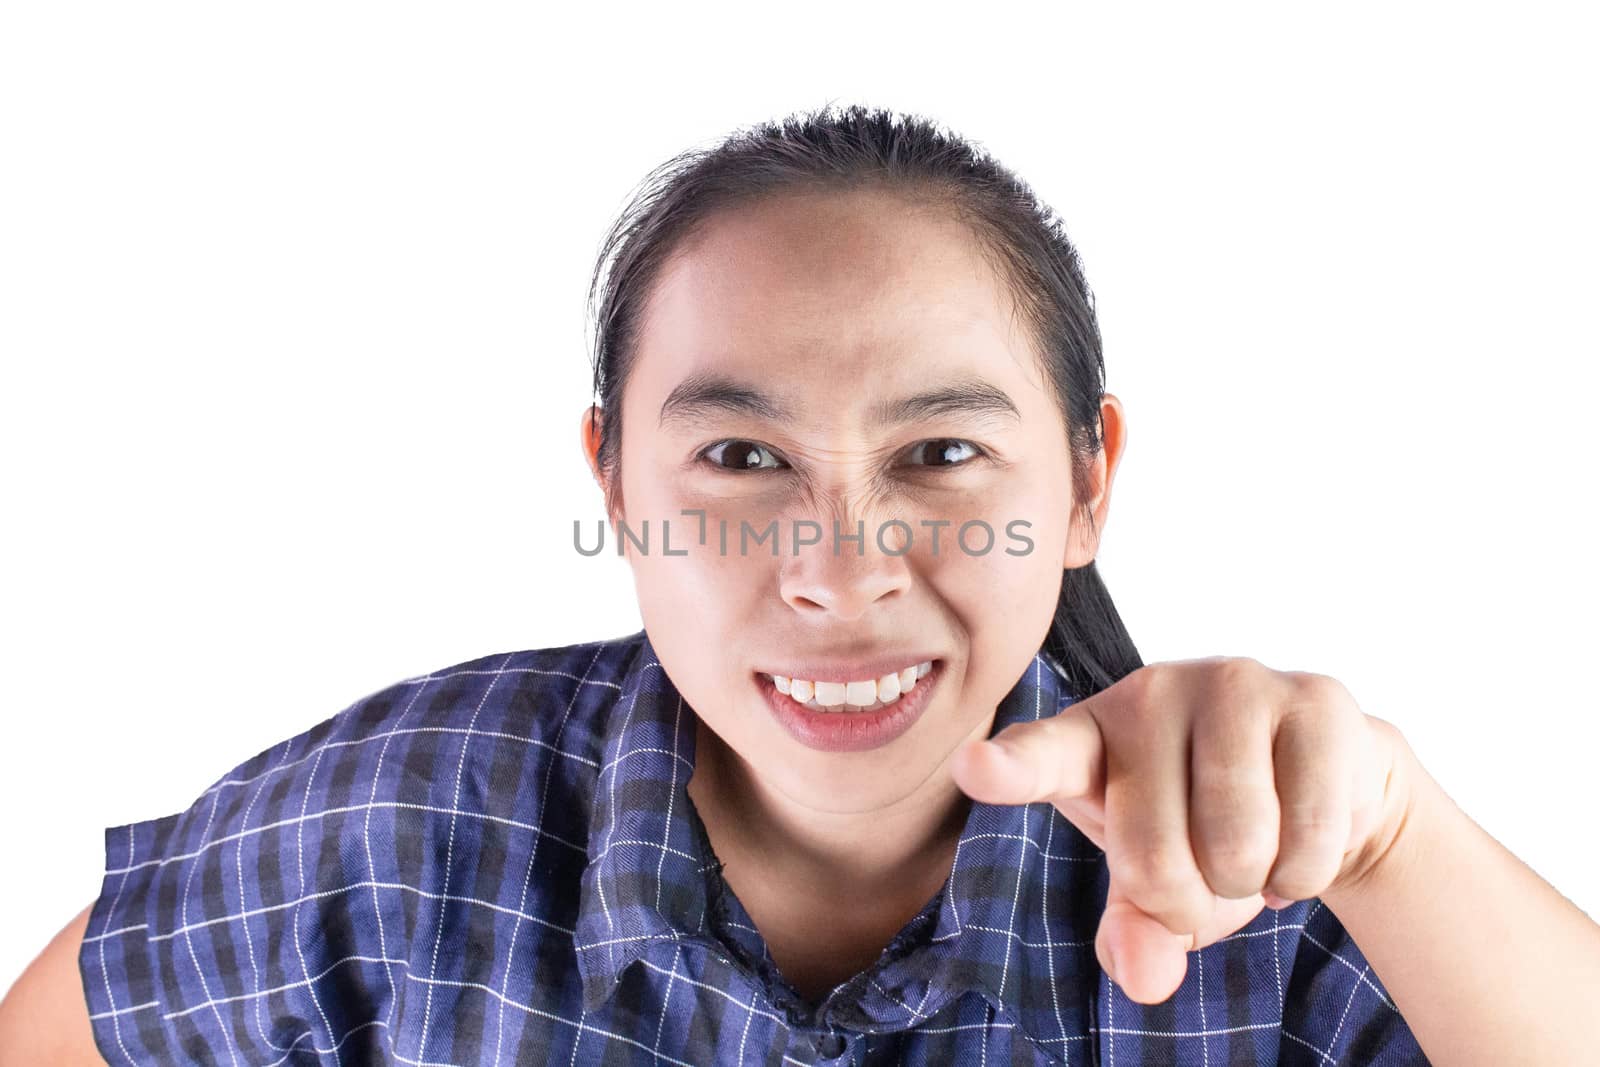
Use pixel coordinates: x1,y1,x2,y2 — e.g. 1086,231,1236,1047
1062,519,1096,569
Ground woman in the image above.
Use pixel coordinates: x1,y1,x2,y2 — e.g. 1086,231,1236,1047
4,104,1596,1065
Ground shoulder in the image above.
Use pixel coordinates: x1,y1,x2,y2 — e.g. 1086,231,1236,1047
265,630,643,771
186,628,650,859
200,629,647,824
99,633,645,866
76,629,647,1063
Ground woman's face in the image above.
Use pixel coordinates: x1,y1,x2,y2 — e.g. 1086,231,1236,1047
584,188,1109,815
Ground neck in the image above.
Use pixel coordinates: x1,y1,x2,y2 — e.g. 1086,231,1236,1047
686,717,973,898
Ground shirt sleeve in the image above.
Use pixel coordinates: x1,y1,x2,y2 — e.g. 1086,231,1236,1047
77,685,409,1065
1275,899,1433,1065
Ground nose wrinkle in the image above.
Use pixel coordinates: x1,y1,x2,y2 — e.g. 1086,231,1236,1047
790,478,906,546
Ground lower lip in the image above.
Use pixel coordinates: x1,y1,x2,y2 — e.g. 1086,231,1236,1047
757,662,943,753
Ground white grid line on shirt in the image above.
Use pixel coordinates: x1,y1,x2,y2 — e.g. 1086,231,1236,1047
416,651,513,1059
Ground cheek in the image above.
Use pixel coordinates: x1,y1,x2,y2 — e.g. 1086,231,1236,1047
625,476,810,610
627,551,748,723
923,482,1067,681
923,529,1060,663
919,477,1067,589
628,545,756,661
622,490,774,700
923,550,1058,735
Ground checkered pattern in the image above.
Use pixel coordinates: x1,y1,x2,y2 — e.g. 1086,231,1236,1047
79,629,1429,1064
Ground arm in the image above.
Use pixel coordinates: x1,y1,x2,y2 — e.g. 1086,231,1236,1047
0,901,109,1065
1321,740,1600,1066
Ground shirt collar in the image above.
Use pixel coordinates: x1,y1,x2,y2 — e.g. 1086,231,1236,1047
573,631,1107,1059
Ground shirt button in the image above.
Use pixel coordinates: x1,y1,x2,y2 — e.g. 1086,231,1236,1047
815,1032,848,1058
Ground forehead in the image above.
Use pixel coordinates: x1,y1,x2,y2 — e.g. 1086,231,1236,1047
626,188,1049,426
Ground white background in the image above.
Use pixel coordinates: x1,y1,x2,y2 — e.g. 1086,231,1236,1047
3,2,1596,995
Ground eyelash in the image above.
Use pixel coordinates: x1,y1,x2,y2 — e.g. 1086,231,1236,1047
697,438,988,474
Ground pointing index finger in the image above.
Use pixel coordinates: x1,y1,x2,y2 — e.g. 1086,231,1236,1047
953,703,1107,807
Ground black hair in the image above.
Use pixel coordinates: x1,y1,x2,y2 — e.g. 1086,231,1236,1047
585,103,1143,697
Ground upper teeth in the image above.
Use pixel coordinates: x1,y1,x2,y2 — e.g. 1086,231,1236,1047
769,661,933,709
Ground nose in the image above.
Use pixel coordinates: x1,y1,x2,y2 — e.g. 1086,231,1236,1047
778,513,913,621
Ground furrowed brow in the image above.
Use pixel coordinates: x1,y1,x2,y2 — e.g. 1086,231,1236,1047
870,376,1022,428
658,372,791,429
657,371,1022,430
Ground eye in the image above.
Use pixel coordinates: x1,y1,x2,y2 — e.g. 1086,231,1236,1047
700,439,789,472
901,438,984,469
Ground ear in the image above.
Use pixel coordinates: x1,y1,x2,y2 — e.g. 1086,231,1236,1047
578,404,606,485
578,404,624,524
1062,392,1128,568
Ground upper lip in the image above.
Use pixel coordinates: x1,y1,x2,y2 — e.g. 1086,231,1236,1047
756,654,941,684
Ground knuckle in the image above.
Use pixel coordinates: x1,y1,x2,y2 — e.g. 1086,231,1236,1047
1116,845,1213,928
1194,825,1279,895
1119,842,1191,894
1118,671,1162,723
1288,670,1349,712
1267,851,1344,901
1281,800,1348,843
1217,656,1266,690
1190,766,1278,866
1121,664,1159,702
1363,714,1403,747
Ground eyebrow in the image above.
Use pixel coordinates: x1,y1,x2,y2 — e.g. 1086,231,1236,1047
657,370,1022,431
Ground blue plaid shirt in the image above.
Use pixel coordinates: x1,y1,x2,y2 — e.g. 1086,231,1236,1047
80,629,1429,1064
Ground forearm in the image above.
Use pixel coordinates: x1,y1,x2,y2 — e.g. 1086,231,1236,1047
1321,741,1600,1066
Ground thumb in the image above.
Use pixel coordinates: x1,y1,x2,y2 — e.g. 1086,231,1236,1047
1096,875,1193,1005
1096,876,1268,1004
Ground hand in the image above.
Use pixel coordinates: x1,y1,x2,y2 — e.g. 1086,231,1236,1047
949,656,1417,1005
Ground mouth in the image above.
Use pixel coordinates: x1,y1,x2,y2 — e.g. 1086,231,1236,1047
754,658,945,753
762,658,936,713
